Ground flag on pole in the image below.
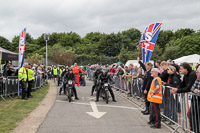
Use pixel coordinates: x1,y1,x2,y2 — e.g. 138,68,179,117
18,28,27,68
18,28,27,96
141,23,162,63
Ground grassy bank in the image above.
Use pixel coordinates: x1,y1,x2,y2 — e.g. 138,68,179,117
0,85,49,133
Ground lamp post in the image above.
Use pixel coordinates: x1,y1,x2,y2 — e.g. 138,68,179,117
44,33,49,83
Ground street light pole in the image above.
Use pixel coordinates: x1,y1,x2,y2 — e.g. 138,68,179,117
44,33,49,83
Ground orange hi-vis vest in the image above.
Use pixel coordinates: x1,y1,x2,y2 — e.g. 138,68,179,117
147,77,163,104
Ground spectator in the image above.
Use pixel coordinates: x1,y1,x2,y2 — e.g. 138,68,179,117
155,60,163,74
3,61,11,77
172,62,196,94
189,67,200,133
137,57,153,115
125,63,136,96
147,68,162,128
164,65,181,124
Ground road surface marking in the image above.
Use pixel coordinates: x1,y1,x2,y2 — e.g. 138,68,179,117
86,102,107,119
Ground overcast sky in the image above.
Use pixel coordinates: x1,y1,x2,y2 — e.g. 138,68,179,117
0,0,200,41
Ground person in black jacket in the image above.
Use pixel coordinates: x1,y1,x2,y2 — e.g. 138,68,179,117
59,67,69,95
63,68,79,100
164,65,181,124
91,67,102,96
172,63,197,132
172,62,197,94
95,69,116,102
137,57,153,115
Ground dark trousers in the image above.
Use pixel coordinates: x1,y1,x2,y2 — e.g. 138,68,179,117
149,102,161,127
20,81,27,99
27,81,33,97
91,80,97,95
64,83,78,98
144,93,150,111
96,84,115,101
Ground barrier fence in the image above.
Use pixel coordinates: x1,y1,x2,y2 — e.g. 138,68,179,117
0,74,46,101
88,70,199,133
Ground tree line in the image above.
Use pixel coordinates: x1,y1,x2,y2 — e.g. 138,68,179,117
0,28,199,65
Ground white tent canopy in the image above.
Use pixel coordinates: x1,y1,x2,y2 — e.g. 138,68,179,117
173,54,200,66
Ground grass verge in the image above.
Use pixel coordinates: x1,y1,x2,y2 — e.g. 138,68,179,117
0,84,49,133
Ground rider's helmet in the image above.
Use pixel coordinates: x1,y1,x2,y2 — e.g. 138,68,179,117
96,67,101,72
68,67,73,72
102,69,108,76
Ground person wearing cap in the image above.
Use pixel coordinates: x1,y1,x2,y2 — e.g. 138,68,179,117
147,68,162,128
3,61,11,77
72,63,85,86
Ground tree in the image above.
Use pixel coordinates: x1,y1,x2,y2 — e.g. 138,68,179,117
156,30,174,50
0,36,12,51
51,44,76,66
82,32,103,44
27,53,43,64
178,33,200,55
162,45,181,60
174,28,195,39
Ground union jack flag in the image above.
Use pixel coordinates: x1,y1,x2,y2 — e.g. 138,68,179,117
141,23,162,63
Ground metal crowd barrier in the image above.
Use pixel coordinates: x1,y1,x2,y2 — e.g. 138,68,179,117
113,75,199,133
0,74,46,101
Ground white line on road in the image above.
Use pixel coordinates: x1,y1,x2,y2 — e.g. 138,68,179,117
56,100,139,110
86,102,107,119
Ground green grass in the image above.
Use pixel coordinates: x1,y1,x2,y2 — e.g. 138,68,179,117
0,85,49,133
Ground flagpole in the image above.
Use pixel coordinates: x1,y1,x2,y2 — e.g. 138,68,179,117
138,44,140,57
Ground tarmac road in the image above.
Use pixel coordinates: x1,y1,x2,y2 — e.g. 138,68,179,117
37,80,171,133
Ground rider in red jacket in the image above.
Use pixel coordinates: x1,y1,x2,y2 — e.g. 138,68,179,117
72,63,85,86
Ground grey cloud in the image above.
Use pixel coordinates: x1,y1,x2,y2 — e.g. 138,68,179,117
0,0,200,41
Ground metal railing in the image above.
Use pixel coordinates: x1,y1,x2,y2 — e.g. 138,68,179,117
0,74,46,100
87,69,199,133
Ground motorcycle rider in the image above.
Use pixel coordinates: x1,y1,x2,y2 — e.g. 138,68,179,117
63,67,79,100
91,67,102,96
59,67,69,95
95,69,116,102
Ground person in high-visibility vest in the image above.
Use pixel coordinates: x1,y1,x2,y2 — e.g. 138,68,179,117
72,63,85,86
19,66,28,100
26,65,35,98
52,65,58,83
147,68,162,128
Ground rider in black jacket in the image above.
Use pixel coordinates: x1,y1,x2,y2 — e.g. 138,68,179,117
63,68,79,100
91,67,102,96
95,69,116,102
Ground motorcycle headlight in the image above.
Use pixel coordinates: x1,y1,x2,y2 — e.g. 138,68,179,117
68,80,73,84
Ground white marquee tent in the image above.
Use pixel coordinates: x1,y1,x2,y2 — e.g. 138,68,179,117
173,54,200,66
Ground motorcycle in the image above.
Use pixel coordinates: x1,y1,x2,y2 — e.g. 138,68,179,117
99,81,110,104
64,79,74,102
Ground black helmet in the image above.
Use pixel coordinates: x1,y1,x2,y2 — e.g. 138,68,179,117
96,67,101,71
68,67,73,71
102,69,108,74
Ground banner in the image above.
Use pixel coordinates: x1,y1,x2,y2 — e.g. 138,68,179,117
18,28,27,96
18,28,27,68
140,23,162,63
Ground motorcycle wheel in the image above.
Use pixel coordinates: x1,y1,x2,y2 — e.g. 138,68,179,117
105,90,109,104
68,88,72,102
